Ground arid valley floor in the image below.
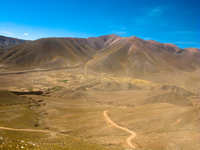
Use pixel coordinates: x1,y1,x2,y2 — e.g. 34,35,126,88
0,67,199,150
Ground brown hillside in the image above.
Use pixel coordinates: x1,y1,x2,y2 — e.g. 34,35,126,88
175,48,200,71
141,91,192,106
0,34,199,75
0,38,97,69
86,36,200,75
180,48,200,59
86,34,122,49
0,90,27,105
94,81,123,92
0,48,7,56
85,36,173,76
0,35,123,69
159,85,196,97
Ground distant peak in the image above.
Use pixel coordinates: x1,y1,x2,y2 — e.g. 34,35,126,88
99,34,122,38
184,47,200,50
147,40,162,44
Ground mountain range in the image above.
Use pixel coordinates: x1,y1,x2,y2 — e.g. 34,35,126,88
0,34,199,76
0,35,29,48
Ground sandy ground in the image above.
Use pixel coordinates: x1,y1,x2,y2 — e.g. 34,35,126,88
0,68,199,149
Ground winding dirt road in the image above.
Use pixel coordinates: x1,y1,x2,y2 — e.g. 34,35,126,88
103,110,139,149
0,126,50,133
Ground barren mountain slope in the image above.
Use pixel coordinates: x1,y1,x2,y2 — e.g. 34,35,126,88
0,35,199,75
174,48,200,71
85,36,175,75
141,91,192,106
0,38,96,69
0,35,122,69
86,34,122,49
0,35,29,48
86,36,200,76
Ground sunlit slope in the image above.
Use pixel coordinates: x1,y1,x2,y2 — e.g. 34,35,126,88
0,34,199,75
0,35,123,69
85,36,173,75
86,36,200,76
0,38,98,69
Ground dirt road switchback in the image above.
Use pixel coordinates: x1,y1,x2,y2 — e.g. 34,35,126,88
103,110,140,149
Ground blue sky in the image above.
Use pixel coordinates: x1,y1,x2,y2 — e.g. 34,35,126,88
0,0,199,48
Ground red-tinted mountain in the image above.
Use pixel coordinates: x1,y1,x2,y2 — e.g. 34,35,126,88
85,36,172,76
0,35,122,69
0,34,199,75
85,36,200,75
174,48,200,71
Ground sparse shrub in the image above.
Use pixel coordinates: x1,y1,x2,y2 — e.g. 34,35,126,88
47,86,62,92
27,87,33,92
62,80,68,83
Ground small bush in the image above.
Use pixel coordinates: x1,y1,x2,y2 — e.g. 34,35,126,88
62,80,68,83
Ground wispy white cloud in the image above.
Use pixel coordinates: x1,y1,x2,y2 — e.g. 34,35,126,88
133,6,167,27
134,18,150,24
1,31,13,36
112,31,126,35
24,33,28,36
174,42,198,44
143,37,152,40
172,31,200,35
147,7,164,17
174,41,200,49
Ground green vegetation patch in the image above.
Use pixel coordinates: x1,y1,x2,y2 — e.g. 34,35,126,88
62,79,68,83
47,86,63,92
